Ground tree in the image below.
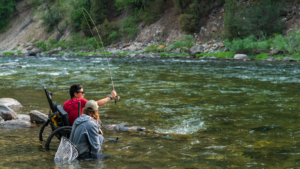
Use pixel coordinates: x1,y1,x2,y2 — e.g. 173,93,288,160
0,0,17,32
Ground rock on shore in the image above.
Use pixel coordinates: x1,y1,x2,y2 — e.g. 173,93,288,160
0,98,23,108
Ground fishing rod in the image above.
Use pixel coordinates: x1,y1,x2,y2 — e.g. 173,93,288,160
82,8,120,104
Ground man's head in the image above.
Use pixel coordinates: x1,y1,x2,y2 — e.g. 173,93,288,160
83,100,99,122
69,84,84,99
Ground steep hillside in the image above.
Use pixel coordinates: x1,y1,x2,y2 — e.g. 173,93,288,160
1,0,300,53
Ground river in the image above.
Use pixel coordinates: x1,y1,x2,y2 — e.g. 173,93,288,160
1,56,300,168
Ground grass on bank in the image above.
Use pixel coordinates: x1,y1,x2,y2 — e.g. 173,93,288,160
3,52,15,55
196,52,235,58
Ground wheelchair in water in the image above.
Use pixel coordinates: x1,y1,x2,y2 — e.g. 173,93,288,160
39,86,74,149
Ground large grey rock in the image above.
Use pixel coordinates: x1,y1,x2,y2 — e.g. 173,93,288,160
17,114,30,122
0,62,22,69
283,57,291,61
47,49,59,56
234,54,249,60
0,105,17,120
0,98,23,108
174,48,181,54
166,44,175,52
29,110,48,124
190,45,204,57
2,120,31,128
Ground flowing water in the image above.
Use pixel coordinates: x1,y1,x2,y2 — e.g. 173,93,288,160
1,56,300,168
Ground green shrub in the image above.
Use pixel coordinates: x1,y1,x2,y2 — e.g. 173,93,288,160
172,35,194,49
35,41,47,51
179,14,197,32
70,0,91,30
145,45,158,52
3,52,15,55
256,53,268,60
40,6,62,32
17,50,22,55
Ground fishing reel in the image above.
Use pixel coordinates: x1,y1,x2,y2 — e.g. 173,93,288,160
114,96,120,105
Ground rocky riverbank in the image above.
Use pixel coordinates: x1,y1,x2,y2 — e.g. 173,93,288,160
0,40,299,62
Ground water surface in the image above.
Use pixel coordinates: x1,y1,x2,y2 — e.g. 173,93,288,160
1,56,300,168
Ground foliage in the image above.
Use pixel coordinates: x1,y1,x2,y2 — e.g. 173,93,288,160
224,0,285,40
119,16,138,39
172,35,194,49
179,14,197,32
40,6,62,32
0,0,17,32
138,0,165,25
255,53,269,60
196,52,235,58
3,52,15,55
94,19,119,45
70,0,91,31
35,41,47,51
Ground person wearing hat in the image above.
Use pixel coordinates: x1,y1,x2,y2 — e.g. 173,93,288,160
69,100,104,158
63,84,117,126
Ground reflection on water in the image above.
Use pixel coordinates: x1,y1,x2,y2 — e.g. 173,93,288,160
1,56,300,168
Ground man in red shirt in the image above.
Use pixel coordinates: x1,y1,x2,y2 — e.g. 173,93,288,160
63,84,117,126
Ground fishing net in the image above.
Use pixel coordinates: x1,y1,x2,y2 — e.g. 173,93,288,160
54,137,78,163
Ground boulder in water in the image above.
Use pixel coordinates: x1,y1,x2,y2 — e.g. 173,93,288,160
29,110,48,124
2,120,31,128
0,98,23,108
17,114,30,122
0,105,17,120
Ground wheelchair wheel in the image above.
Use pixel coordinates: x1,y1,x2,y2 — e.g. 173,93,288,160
45,126,72,149
39,120,50,141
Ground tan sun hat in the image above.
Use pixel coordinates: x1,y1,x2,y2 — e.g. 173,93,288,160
85,100,99,111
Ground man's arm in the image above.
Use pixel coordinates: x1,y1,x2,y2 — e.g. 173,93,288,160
96,90,117,106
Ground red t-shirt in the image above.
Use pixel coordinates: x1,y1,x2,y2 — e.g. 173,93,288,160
63,98,88,126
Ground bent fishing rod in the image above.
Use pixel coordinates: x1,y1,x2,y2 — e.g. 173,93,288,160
82,8,120,104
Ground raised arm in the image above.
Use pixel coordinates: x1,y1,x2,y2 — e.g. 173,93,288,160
96,90,117,106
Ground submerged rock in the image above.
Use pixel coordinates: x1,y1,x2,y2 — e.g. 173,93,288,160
2,120,31,128
0,98,23,108
29,110,48,124
17,114,30,122
0,105,17,120
0,62,22,69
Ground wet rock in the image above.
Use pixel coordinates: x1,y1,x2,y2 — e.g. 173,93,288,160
283,57,291,61
129,54,136,58
290,59,298,62
275,57,281,61
29,110,48,124
17,114,30,122
234,54,249,60
0,105,17,120
0,62,22,69
0,98,23,108
0,116,4,124
190,45,204,57
28,51,36,56
209,56,217,60
267,56,274,62
2,120,31,128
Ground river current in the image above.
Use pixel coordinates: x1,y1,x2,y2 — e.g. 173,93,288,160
1,56,300,168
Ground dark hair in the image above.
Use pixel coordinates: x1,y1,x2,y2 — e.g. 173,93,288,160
69,84,83,98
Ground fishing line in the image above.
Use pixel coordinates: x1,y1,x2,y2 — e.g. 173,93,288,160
81,8,115,91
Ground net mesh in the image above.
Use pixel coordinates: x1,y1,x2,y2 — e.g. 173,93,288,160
54,137,78,163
